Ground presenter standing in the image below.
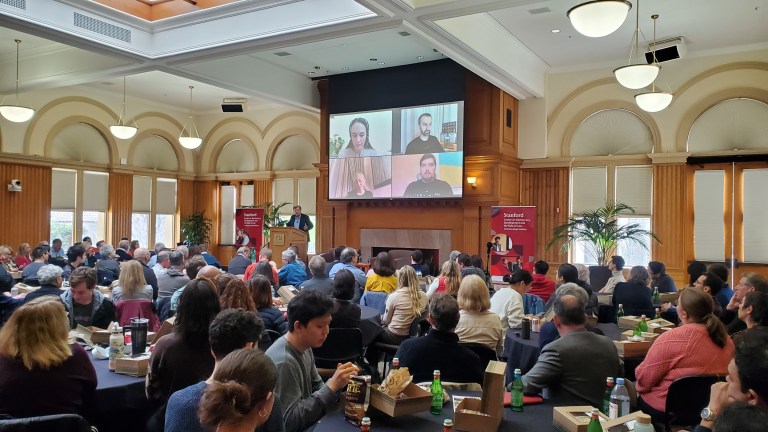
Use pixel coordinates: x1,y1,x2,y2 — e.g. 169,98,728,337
287,205,313,241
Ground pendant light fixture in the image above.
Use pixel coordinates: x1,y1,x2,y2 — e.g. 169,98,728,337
109,76,138,139
613,0,659,89
178,85,202,149
635,14,673,112
0,39,35,123
567,0,632,38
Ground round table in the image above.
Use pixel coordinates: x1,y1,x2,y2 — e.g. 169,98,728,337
90,352,153,432
314,391,559,432
359,305,383,346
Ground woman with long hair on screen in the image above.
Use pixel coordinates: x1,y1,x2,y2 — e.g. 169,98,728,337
338,117,379,157
346,171,374,198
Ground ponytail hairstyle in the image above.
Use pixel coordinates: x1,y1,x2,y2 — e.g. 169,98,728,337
198,349,277,429
679,286,728,348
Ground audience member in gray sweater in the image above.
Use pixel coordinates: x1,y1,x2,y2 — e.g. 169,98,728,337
265,291,358,432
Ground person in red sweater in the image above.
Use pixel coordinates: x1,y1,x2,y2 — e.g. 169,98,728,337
529,260,556,303
635,286,734,423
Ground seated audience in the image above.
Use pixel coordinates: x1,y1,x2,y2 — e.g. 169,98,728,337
95,243,121,285
396,293,484,385
612,265,655,318
146,278,222,430
300,255,333,296
61,267,115,329
23,264,64,304
197,349,279,432
426,260,461,299
248,275,288,336
329,269,361,329
324,246,345,276
694,328,768,432
48,238,66,265
490,269,528,331
521,294,622,407
723,273,768,334
112,260,154,302
278,249,307,287
409,249,430,276
153,250,171,277
265,290,357,432
555,263,598,316
157,250,190,298
199,244,221,269
0,298,97,418
599,255,626,294
364,252,397,294
170,263,220,312
712,403,768,432
539,283,606,349
456,253,486,280
738,291,768,330
165,309,284,432
328,247,367,301
133,248,159,300
227,246,252,276
708,263,733,309
662,272,724,319
115,239,132,262
21,245,49,284
685,261,708,291
635,287,734,423
244,248,279,284
529,260,556,303
61,244,86,280
649,260,676,293
15,243,31,270
0,245,16,293
0,292,23,327
147,242,165,268
220,278,256,311
254,261,279,294
455,275,503,354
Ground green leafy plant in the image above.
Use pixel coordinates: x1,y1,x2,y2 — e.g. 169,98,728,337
546,201,660,266
180,211,212,246
257,201,291,239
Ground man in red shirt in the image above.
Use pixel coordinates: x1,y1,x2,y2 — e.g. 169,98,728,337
529,260,556,303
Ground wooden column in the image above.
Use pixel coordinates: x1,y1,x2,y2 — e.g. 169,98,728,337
652,164,688,285
520,167,569,265
0,163,52,247
108,172,133,244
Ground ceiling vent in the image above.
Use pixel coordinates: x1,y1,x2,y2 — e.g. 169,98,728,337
528,7,551,15
645,37,686,64
222,98,247,113
74,13,131,43
274,51,292,56
0,0,26,10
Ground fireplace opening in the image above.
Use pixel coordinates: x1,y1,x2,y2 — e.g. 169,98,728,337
371,247,439,276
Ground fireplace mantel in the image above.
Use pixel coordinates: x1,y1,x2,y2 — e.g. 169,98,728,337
360,229,452,265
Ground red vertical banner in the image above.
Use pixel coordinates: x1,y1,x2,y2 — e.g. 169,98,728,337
235,208,264,254
489,206,537,281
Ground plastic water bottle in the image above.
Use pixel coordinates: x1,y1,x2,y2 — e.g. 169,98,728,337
511,368,524,412
634,413,655,432
431,370,443,415
608,378,630,419
602,377,614,415
108,322,124,372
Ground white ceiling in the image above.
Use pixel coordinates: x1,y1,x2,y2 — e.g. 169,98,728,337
0,0,764,114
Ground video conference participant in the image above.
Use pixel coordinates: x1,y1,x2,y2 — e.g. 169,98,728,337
346,171,373,199
403,153,454,198
337,117,380,158
405,113,445,154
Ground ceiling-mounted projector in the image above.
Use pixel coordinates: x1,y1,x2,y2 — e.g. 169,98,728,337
222,98,247,113
645,37,686,64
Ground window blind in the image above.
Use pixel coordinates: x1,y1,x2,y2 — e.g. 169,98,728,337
743,169,768,263
132,176,152,212
220,185,236,245
51,169,77,209
571,167,607,213
155,178,177,214
693,170,725,261
615,166,652,215
82,171,109,211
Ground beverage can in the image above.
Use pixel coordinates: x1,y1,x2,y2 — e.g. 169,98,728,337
10,287,18,296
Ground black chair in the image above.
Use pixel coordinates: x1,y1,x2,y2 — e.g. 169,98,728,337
258,329,284,352
20,279,39,287
375,317,426,379
664,374,724,429
314,328,364,369
0,413,95,432
459,342,498,370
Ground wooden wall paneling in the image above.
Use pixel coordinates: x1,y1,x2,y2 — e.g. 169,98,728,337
462,204,481,257
0,163,52,247
177,179,195,218
193,180,221,256
464,73,493,155
108,172,133,244
501,93,518,155
652,164,687,286
254,179,272,205
520,168,569,265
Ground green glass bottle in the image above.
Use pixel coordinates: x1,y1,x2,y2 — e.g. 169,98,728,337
639,315,649,333
654,307,661,319
633,322,642,338
587,408,603,432
652,286,661,304
430,370,443,415
616,304,625,321
511,368,524,412
602,377,614,415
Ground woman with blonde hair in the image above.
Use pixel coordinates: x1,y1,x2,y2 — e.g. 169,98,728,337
455,274,503,354
112,260,153,302
426,260,461,299
0,297,97,417
15,243,31,270
198,349,277,432
220,278,257,311
635,286,733,423
366,266,428,367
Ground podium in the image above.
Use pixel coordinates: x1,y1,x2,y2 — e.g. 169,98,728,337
270,227,309,268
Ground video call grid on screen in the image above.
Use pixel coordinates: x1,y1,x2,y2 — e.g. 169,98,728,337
328,101,464,200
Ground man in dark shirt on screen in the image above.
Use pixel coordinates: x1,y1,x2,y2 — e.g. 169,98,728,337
403,153,454,198
405,113,445,154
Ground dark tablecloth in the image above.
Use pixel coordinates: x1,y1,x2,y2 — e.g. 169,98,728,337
90,352,153,432
359,305,384,346
314,391,559,432
503,323,642,385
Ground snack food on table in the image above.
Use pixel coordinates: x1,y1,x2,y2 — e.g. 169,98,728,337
344,375,371,425
380,366,413,397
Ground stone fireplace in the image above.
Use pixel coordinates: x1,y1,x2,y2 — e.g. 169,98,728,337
360,229,452,269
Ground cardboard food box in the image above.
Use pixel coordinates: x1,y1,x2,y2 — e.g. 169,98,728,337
618,315,641,330
369,383,431,417
613,340,653,357
151,317,176,345
115,353,150,377
620,330,661,343
97,285,112,298
659,292,679,303
646,318,675,334
553,407,643,432
14,283,37,294
10,271,21,279
454,360,506,432
277,285,299,303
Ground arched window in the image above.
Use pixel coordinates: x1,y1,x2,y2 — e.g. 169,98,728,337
50,123,110,164
216,139,256,173
131,135,179,171
571,109,653,157
687,98,768,152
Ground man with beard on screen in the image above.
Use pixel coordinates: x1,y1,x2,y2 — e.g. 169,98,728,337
405,113,445,154
403,153,454,198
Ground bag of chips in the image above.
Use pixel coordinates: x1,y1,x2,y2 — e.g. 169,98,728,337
344,375,371,425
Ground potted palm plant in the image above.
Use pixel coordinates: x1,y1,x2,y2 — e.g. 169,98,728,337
180,211,212,246
257,201,291,243
546,201,660,289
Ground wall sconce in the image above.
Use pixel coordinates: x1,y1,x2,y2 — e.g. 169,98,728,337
466,176,477,189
